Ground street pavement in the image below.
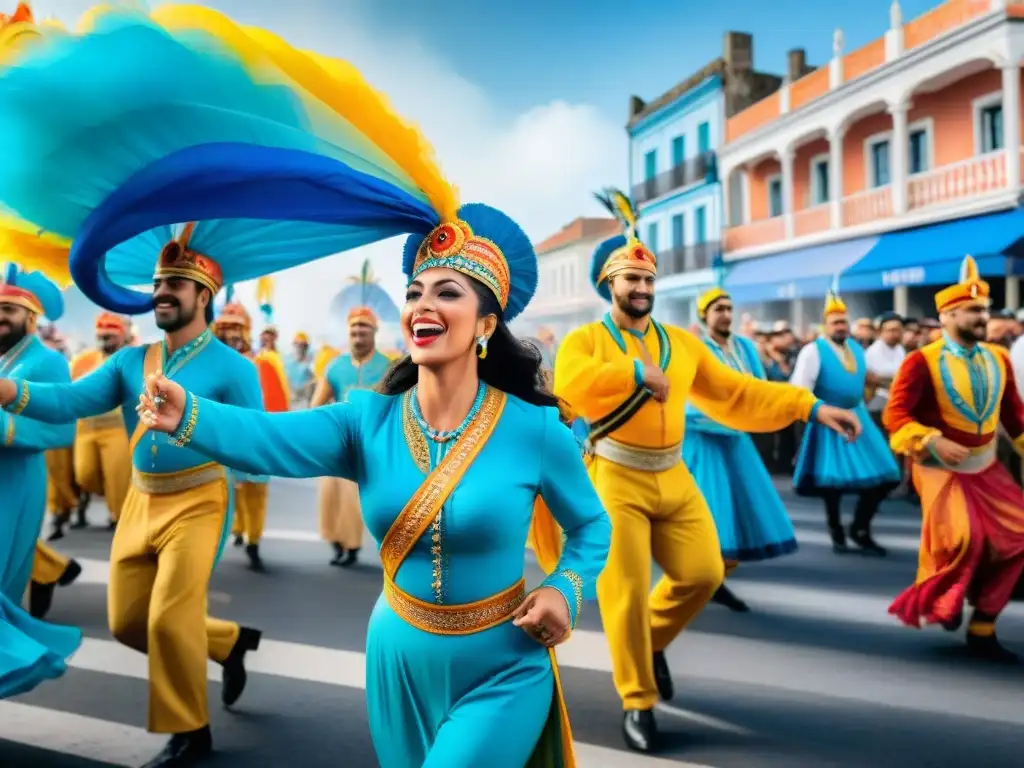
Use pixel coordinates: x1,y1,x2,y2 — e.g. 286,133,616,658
3,478,1023,768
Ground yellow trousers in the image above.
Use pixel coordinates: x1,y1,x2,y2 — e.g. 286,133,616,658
32,541,70,585
233,482,268,545
45,447,79,514
108,471,240,733
591,456,725,711
318,476,364,550
74,425,131,522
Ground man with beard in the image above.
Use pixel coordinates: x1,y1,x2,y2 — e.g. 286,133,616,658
0,232,265,766
790,287,901,555
285,331,315,409
212,298,280,571
0,264,82,696
553,188,862,753
902,317,922,352
683,284,800,615
64,312,132,531
309,306,391,567
886,256,1024,662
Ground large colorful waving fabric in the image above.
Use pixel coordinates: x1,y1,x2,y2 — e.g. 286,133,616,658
0,4,449,313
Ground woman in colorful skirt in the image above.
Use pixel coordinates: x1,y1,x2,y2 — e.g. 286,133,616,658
683,285,798,612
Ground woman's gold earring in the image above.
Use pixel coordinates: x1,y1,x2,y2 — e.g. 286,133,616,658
477,335,488,360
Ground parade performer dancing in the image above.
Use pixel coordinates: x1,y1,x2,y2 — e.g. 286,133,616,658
211,295,277,572
885,257,1024,662
790,285,901,556
0,264,82,698
683,279,799,614
553,189,860,753
68,311,132,530
0,6,609,765
312,260,398,567
286,331,315,408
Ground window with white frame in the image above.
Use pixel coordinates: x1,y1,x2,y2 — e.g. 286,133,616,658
866,135,891,188
767,174,783,217
908,119,933,175
810,155,829,205
974,92,1004,154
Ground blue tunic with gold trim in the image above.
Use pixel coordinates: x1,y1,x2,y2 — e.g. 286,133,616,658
167,384,610,768
0,335,80,698
683,333,797,561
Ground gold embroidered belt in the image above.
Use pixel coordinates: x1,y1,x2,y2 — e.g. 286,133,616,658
593,437,681,472
131,462,224,495
78,410,125,432
384,575,526,636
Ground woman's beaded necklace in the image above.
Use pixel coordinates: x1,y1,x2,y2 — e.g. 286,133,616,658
410,382,485,443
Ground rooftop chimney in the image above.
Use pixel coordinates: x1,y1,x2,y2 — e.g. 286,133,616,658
629,95,646,118
723,31,753,73
787,48,809,82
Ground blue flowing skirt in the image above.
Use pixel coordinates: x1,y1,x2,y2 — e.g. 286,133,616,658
683,429,797,562
0,454,82,699
793,401,901,495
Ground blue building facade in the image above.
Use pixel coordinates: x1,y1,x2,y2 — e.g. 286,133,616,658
629,74,722,327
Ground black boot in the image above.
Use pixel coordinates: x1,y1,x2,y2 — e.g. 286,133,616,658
652,650,674,702
140,725,213,767
622,709,658,753
220,626,261,707
850,490,887,556
69,501,88,530
47,514,67,542
232,534,244,547
339,547,360,568
966,632,1019,663
28,558,82,620
849,526,887,557
711,584,750,613
329,542,345,566
245,544,265,572
829,526,850,554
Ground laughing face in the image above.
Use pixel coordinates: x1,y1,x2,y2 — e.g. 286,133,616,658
402,267,496,368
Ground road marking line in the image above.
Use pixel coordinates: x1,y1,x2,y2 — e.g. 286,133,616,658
656,703,754,736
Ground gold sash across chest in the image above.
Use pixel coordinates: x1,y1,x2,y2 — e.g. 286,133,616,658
380,386,524,635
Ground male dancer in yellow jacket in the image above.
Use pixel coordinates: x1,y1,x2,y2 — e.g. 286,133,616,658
554,189,861,754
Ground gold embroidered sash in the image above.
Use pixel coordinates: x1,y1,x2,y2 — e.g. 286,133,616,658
128,343,161,457
379,386,506,580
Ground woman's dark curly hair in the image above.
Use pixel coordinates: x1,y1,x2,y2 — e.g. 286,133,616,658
377,278,560,410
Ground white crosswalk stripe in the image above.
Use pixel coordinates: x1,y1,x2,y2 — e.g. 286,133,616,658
0,632,719,767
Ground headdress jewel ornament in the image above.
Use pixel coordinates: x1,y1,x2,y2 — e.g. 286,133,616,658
934,255,990,312
589,187,657,302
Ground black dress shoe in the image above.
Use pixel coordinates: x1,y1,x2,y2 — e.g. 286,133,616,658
966,633,1019,663
221,626,262,707
70,502,89,529
652,650,674,702
711,584,751,613
329,542,345,566
29,559,82,619
245,544,265,572
849,528,887,557
140,726,213,767
622,709,657,753
829,526,850,554
232,534,244,548
339,548,359,568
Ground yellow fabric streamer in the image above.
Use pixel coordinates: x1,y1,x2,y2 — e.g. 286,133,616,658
149,4,459,222
0,216,73,288
255,276,273,308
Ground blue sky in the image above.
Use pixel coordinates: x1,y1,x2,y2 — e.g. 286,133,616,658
354,0,945,123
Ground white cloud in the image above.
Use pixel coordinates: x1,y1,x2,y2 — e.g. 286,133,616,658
32,0,626,345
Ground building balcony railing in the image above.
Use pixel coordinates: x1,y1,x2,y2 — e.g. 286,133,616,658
657,241,720,276
632,151,717,205
723,149,1015,253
